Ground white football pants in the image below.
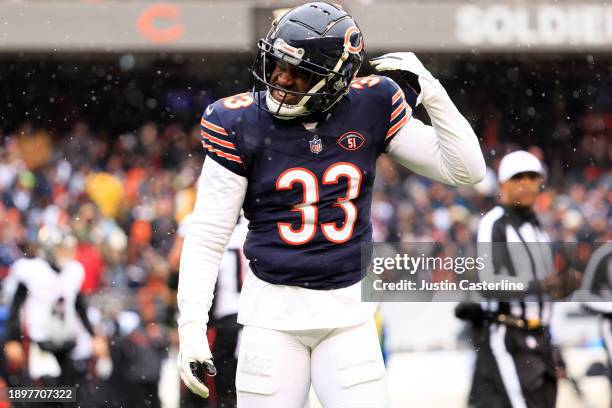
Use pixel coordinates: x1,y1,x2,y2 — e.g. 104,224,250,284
236,318,388,408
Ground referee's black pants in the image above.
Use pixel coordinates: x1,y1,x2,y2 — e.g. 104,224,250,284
469,324,557,408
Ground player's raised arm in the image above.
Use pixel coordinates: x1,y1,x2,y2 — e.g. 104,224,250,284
177,107,248,398
372,52,486,186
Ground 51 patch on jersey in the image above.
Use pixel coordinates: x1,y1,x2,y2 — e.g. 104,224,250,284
338,132,366,151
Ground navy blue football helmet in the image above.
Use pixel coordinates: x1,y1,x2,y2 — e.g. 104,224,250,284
251,2,365,118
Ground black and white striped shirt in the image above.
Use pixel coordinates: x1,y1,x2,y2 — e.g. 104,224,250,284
477,205,554,325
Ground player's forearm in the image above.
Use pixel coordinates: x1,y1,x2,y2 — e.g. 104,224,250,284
75,294,95,336
177,158,247,329
7,283,27,341
178,233,224,328
387,113,485,186
373,52,485,185
419,80,486,185
386,82,486,185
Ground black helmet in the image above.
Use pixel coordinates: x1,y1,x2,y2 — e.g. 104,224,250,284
251,2,365,119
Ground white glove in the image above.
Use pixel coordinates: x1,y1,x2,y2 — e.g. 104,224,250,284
370,52,442,106
177,323,216,398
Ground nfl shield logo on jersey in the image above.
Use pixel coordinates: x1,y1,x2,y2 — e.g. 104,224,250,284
309,136,323,154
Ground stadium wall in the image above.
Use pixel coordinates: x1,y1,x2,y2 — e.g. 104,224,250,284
2,1,612,52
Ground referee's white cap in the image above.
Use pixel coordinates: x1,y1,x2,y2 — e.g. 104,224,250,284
498,150,546,182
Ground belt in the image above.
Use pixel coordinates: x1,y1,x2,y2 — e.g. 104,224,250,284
496,314,547,330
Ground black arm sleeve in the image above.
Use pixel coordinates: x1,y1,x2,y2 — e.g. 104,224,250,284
7,283,28,341
75,294,95,336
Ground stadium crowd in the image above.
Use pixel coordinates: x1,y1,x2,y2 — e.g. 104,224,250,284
0,55,609,407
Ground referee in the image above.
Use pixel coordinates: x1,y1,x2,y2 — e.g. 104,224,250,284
466,151,560,408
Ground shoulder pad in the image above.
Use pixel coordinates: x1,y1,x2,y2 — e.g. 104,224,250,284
200,93,252,177
350,75,387,92
207,92,256,126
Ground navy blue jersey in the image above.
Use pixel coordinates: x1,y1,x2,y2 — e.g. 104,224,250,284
200,76,415,289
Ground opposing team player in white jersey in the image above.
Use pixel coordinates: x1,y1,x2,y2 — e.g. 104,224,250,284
177,3,486,407
3,226,107,388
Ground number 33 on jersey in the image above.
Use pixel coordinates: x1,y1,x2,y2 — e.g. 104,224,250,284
199,76,414,290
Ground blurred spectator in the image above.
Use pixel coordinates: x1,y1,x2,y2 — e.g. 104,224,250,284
73,203,106,295
85,172,124,220
15,124,52,171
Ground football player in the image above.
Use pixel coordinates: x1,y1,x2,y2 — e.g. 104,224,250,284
3,226,108,390
177,2,486,407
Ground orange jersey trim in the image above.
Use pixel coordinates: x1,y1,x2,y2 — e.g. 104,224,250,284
201,130,236,150
200,118,228,136
391,89,403,105
390,102,407,122
202,141,243,163
386,115,408,139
